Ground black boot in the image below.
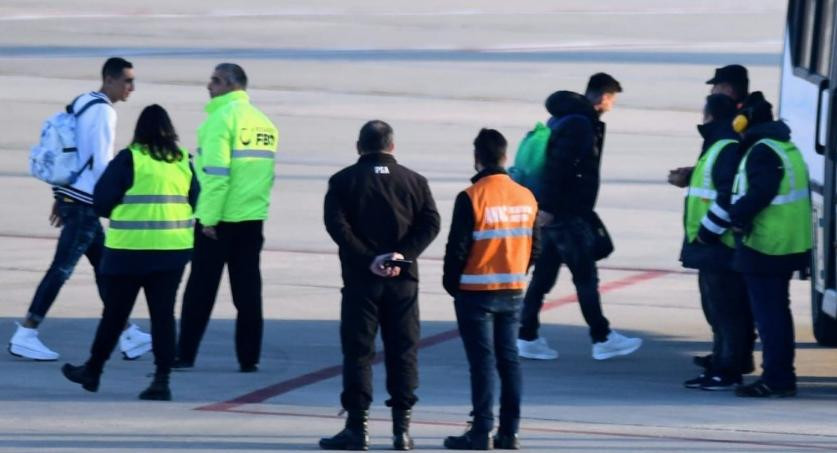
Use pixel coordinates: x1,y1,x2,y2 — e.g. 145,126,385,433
319,410,369,451
139,371,172,401
61,363,100,392
444,422,492,450
392,408,414,450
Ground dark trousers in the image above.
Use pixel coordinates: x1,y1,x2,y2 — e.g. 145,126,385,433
519,225,610,343
177,221,264,367
743,272,796,389
27,199,105,324
455,292,522,435
340,279,419,411
697,270,755,375
87,267,185,374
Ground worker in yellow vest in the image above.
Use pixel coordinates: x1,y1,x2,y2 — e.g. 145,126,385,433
62,104,197,400
442,129,540,450
728,92,812,398
673,94,755,391
175,63,278,372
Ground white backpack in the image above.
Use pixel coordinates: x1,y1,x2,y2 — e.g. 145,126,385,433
29,96,108,186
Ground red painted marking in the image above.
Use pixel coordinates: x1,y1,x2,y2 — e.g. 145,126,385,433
197,270,668,412
212,408,837,451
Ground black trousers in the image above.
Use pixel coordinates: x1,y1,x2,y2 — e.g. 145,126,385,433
744,272,796,389
340,279,420,411
519,224,611,343
697,270,755,375
177,221,264,367
87,267,185,374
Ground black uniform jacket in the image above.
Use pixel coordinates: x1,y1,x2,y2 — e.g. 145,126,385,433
442,168,541,297
93,148,199,275
729,121,810,274
324,152,440,285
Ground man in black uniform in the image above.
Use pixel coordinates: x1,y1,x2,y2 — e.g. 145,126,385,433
320,120,440,451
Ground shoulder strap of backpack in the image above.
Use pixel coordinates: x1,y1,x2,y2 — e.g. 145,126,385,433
74,97,109,117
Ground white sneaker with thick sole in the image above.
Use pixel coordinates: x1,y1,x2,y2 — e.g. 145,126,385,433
120,324,152,360
516,337,559,360
592,331,642,360
8,323,59,361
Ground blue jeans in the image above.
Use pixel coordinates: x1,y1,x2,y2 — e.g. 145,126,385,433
743,272,796,389
454,292,523,434
27,199,105,324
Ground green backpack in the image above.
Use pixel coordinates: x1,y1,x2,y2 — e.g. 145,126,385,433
509,122,551,198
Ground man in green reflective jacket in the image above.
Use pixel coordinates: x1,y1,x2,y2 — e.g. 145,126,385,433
175,63,279,372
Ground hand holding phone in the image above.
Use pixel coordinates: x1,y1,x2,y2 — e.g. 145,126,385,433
384,258,413,270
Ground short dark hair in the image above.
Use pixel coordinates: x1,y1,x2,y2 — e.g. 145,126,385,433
101,57,132,81
357,120,394,153
704,94,737,120
585,72,622,98
215,63,248,89
473,128,507,167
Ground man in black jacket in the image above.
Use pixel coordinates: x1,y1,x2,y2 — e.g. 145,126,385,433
727,93,810,398
320,120,440,450
675,94,755,390
517,75,642,361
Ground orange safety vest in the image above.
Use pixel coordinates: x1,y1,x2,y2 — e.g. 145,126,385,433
460,174,538,291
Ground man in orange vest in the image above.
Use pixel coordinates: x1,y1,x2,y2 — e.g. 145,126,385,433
442,129,540,450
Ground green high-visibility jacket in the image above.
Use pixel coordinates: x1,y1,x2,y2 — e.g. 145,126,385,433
732,139,812,256
106,144,194,250
195,90,279,226
684,139,737,248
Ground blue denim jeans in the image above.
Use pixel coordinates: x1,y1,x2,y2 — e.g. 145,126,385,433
27,199,105,324
454,291,523,435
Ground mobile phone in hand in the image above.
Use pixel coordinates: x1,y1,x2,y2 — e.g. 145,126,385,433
384,258,413,270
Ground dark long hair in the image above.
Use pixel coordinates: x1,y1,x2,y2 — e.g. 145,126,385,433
132,104,183,162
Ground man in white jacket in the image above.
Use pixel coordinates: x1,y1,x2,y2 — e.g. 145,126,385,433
9,57,151,361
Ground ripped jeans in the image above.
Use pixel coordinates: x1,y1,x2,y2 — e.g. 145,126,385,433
26,198,105,324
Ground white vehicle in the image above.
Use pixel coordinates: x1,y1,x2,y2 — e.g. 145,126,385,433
780,0,837,344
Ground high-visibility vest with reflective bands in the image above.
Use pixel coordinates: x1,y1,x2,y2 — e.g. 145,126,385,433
106,145,194,250
732,138,812,256
684,139,737,248
195,90,278,225
459,174,538,291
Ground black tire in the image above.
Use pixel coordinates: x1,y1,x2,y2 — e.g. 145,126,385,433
812,289,837,346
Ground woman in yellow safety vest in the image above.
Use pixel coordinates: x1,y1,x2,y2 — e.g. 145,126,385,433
62,104,197,401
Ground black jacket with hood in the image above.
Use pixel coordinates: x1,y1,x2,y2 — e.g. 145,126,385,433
539,91,603,220
679,120,742,270
729,120,810,274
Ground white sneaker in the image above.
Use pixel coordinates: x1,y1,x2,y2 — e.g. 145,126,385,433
8,323,59,361
516,337,559,360
592,331,642,360
120,324,152,360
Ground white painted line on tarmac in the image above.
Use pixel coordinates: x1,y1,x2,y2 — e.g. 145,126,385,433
0,8,783,22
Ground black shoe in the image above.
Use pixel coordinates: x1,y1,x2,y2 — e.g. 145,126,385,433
683,373,707,389
392,408,414,451
61,363,100,392
735,380,797,398
319,410,369,450
493,432,520,449
240,364,259,373
139,373,172,401
444,429,492,450
171,358,194,371
699,373,742,391
693,354,712,370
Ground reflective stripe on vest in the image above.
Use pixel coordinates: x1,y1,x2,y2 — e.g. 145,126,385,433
459,174,537,291
684,139,737,248
232,149,275,159
732,138,812,256
105,145,194,251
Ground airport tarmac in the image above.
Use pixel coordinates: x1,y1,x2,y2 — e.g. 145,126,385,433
2,1,837,451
